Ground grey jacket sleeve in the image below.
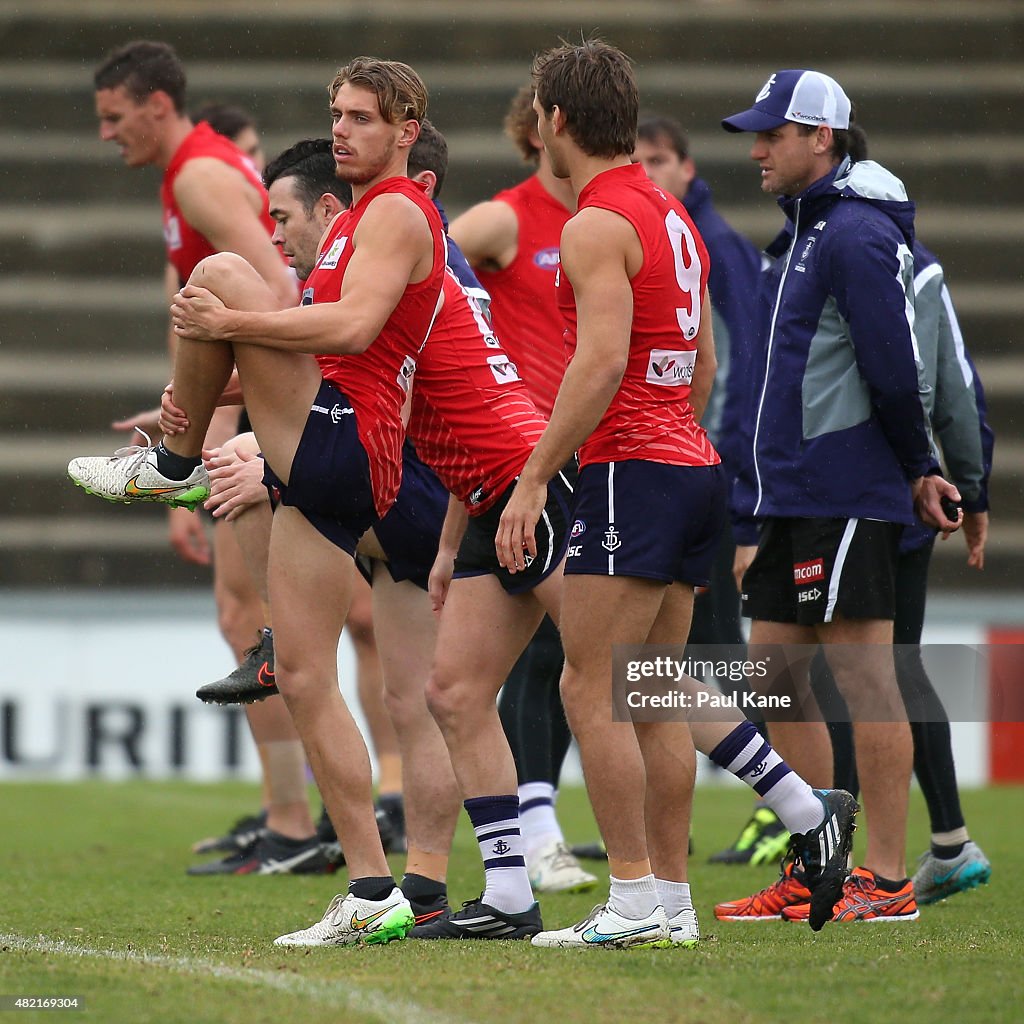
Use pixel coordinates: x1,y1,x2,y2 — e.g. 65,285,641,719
917,266,986,506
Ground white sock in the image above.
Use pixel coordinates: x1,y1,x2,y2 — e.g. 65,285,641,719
518,782,563,854
656,879,692,920
763,773,825,835
608,874,659,920
465,796,535,914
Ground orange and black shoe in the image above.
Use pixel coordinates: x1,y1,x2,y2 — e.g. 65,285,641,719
714,861,812,921
780,901,811,923
830,866,920,922
196,629,276,705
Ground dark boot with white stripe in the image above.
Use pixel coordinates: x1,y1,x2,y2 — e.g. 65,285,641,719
408,896,542,940
788,789,859,932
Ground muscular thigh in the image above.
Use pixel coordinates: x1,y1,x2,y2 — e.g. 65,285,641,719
559,574,668,673
433,574,545,693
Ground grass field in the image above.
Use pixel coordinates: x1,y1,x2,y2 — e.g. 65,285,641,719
1,781,1021,1024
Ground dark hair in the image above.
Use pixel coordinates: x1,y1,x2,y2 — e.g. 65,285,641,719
94,40,187,113
193,101,256,141
504,84,540,164
407,118,448,197
797,107,856,161
636,115,689,159
329,57,428,123
846,123,868,162
533,39,638,158
263,139,352,212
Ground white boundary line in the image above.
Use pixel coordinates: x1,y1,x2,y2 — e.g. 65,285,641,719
1,933,468,1024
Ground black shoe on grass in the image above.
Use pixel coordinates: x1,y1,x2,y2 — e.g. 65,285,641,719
410,896,542,940
191,810,267,855
196,630,276,705
187,829,332,876
788,789,859,931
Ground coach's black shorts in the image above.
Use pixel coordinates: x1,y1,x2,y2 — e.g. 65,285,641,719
564,460,725,586
741,516,902,625
453,462,576,595
262,380,378,556
356,441,447,592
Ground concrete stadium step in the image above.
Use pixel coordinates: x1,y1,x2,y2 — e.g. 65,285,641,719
3,58,1021,137
3,273,1021,364
6,127,1021,212
6,198,1020,287
1,0,1018,65
0,515,214,587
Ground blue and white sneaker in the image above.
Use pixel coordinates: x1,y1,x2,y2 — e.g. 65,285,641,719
531,903,670,949
913,841,991,905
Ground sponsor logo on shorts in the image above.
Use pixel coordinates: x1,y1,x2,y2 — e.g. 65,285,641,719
646,348,696,387
793,559,824,584
797,586,823,604
567,545,582,558
533,247,560,270
469,485,486,507
602,526,622,552
318,235,348,270
487,354,520,385
571,520,586,538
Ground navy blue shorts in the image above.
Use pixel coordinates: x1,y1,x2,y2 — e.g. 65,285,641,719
453,462,576,596
262,380,378,556
564,460,725,585
356,441,447,591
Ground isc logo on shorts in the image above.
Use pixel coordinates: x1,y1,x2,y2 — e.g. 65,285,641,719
793,558,825,584
646,349,696,387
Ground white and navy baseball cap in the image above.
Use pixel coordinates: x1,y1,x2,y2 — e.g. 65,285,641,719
722,70,851,133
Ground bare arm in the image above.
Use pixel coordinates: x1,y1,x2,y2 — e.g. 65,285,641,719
428,494,470,612
448,199,519,271
173,157,297,309
495,208,634,570
171,193,436,355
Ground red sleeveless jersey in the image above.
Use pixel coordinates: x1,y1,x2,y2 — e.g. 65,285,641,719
560,162,720,470
160,122,276,284
474,175,571,417
305,177,447,517
409,270,547,515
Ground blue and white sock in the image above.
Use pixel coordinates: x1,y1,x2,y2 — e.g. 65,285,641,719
708,721,824,835
518,782,563,855
464,795,535,914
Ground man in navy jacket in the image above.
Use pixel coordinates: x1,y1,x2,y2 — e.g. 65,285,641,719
717,70,961,924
